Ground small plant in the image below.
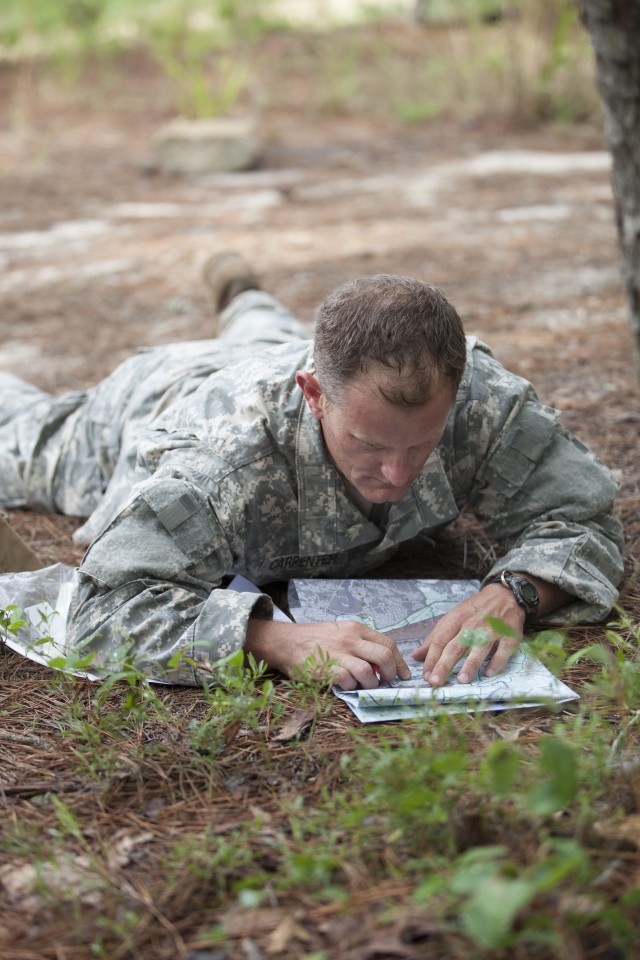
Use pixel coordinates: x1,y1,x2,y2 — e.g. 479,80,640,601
141,0,279,119
145,8,248,120
446,838,590,950
396,97,443,123
188,651,281,755
0,603,25,638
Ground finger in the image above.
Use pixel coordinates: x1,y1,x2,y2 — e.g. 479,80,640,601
412,637,429,660
332,655,380,691
431,633,520,686
421,617,493,684
388,643,412,681
360,627,411,680
351,638,408,683
410,623,439,660
300,653,348,688
420,608,494,679
456,641,496,684
422,633,457,678
417,614,468,675
327,658,357,690
483,636,521,678
424,643,470,686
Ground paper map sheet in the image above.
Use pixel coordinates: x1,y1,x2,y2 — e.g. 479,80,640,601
0,566,287,683
287,578,579,723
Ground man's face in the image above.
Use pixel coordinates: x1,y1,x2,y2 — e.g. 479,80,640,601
297,366,455,503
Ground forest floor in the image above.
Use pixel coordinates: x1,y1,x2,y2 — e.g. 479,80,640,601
0,18,639,960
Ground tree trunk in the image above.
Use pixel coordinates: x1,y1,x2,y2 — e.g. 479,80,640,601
581,0,640,373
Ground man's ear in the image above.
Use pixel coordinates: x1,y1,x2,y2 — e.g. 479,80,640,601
296,371,327,420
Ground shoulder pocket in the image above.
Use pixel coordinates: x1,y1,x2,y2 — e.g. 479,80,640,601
483,403,558,499
141,477,226,561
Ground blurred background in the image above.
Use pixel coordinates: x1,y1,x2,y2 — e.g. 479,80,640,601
1,0,601,134
0,0,615,386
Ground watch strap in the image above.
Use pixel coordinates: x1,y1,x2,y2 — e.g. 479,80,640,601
485,569,539,622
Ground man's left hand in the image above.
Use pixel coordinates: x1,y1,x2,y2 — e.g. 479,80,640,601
412,583,525,686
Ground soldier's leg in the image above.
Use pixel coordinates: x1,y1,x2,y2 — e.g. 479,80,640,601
218,289,309,346
0,351,161,518
0,371,87,512
203,251,309,346
2,254,306,522
53,347,188,520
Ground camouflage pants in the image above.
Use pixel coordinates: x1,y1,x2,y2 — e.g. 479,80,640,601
0,291,307,542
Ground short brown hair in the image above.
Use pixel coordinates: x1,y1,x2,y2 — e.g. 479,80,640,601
314,274,467,406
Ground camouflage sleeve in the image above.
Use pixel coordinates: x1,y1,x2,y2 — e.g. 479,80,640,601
66,475,273,684
459,349,624,625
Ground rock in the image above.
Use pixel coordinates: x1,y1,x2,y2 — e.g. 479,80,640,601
153,117,260,176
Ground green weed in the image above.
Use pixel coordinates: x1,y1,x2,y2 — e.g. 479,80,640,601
396,97,443,123
143,8,247,120
90,911,144,960
189,651,282,755
1,609,639,954
0,602,25,637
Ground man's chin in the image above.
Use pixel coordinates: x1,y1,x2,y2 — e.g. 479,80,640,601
357,481,410,503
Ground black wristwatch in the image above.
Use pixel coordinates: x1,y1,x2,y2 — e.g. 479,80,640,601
485,570,539,622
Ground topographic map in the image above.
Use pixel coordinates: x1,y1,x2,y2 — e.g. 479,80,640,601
0,568,578,720
287,578,579,723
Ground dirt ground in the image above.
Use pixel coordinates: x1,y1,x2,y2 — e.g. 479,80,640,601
1,22,640,960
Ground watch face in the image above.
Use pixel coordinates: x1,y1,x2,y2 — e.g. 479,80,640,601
513,578,539,610
517,579,538,607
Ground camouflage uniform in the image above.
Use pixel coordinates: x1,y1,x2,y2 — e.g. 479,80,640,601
0,292,307,544
52,296,622,685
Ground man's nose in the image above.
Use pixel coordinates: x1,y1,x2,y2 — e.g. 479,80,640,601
380,454,413,487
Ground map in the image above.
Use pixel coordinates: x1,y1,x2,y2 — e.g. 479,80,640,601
1,569,578,721
287,578,579,723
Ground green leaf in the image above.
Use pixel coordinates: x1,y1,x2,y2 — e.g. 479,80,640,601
167,647,187,668
413,872,446,904
461,876,536,948
0,604,25,636
51,795,85,843
47,653,96,672
524,630,567,676
484,615,519,638
450,845,508,894
533,838,589,892
459,627,490,649
565,644,614,668
483,740,521,795
526,738,577,815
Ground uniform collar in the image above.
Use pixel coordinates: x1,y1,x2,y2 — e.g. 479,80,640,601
294,395,459,556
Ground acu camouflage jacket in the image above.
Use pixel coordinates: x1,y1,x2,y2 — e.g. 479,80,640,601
67,338,624,684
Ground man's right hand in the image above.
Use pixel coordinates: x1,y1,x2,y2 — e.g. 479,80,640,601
244,618,411,690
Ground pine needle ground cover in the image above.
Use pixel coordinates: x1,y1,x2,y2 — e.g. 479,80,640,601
1,7,639,958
